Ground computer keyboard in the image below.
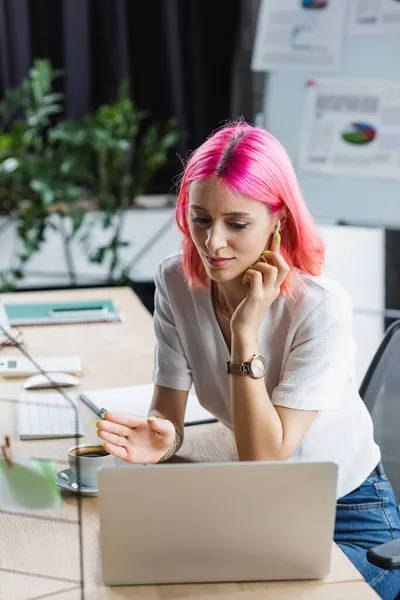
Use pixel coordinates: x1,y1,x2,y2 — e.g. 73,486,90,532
18,392,84,440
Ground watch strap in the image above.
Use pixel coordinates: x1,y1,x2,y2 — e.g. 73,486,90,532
226,360,251,375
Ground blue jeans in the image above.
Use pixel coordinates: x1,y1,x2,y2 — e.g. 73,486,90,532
335,461,400,600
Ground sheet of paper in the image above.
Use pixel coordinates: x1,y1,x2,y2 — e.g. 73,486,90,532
0,457,63,513
82,384,216,425
252,0,346,72
350,0,400,35
299,78,400,180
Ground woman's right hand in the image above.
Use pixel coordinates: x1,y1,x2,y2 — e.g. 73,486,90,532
96,412,176,464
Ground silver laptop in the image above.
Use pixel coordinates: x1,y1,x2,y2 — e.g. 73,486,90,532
98,461,338,586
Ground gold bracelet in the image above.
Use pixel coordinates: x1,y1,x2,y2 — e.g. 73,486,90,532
148,410,184,463
158,426,183,463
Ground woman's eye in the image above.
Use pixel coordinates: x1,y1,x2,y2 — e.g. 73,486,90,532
229,223,248,229
190,217,248,230
191,217,210,225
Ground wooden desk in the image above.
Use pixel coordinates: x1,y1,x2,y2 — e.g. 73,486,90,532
0,287,379,599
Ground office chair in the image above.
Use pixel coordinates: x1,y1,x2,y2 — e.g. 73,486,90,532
359,319,400,571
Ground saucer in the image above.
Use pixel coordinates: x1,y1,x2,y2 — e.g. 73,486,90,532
56,468,99,496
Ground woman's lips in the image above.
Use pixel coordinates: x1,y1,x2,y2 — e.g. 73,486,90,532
206,256,233,268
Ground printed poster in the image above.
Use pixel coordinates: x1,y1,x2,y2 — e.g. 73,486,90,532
299,79,400,180
350,0,400,35
252,0,346,72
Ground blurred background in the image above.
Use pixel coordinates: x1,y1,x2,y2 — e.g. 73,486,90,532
0,0,399,386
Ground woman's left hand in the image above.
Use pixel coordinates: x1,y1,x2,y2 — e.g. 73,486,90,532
230,236,290,339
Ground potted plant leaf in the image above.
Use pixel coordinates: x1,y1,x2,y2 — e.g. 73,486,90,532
0,59,178,291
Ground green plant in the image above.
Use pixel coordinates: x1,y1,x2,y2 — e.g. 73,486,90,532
0,59,178,290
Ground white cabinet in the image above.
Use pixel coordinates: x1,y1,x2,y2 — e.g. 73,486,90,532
318,224,385,386
0,208,182,287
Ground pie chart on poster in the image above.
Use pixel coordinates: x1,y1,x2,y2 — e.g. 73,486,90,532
301,0,328,8
341,122,377,145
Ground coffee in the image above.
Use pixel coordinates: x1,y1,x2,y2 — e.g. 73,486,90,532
69,446,109,458
79,450,109,458
68,443,114,488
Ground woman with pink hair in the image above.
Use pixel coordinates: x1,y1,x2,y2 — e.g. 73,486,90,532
97,122,400,599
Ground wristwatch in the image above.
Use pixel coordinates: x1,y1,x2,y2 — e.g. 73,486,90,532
226,354,267,379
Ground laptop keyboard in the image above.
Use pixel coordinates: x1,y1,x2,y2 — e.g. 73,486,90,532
18,392,84,440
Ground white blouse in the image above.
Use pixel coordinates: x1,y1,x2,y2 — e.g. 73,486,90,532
152,251,380,499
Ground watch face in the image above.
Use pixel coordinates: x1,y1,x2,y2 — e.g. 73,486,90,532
250,355,266,378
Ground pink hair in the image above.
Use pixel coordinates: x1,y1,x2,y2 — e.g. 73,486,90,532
175,122,325,296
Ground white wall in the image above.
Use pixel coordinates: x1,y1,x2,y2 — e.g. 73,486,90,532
263,11,400,227
259,6,392,385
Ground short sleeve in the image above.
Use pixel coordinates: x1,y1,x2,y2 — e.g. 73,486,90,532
271,292,355,411
152,263,193,391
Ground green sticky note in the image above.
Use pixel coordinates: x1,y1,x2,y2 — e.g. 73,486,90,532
0,457,63,513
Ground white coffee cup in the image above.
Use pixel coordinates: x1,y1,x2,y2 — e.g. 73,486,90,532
68,443,114,488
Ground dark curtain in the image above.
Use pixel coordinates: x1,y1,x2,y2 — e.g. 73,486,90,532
0,0,31,91
231,0,263,123
0,0,242,192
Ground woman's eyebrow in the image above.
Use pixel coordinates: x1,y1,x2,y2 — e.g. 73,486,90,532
189,204,252,217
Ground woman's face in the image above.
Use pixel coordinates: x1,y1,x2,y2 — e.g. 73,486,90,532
188,180,276,283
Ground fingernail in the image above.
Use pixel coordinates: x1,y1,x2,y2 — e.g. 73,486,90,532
101,441,106,447
100,412,107,419
242,277,249,285
261,250,271,254
147,415,156,421
94,421,99,428
274,231,281,244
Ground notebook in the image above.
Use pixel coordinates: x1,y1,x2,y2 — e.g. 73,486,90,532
4,299,122,326
80,384,217,426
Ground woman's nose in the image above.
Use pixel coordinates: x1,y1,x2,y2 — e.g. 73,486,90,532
205,225,227,253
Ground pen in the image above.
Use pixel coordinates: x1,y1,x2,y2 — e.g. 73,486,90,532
79,393,108,419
